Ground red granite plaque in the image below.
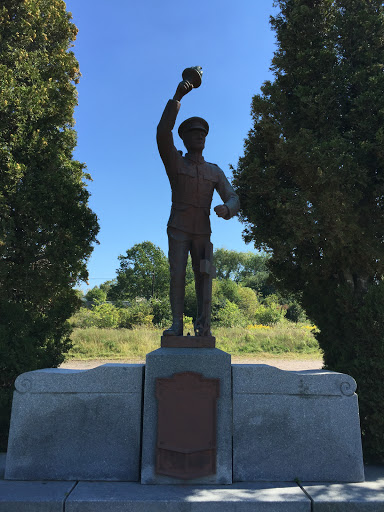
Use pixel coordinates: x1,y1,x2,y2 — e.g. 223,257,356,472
155,371,220,479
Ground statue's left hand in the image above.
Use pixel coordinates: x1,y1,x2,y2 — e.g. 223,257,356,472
214,205,229,218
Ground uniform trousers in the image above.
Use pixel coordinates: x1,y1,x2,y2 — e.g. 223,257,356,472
167,227,210,325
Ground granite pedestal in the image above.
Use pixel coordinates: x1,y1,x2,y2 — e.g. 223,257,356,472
5,352,364,486
141,347,232,484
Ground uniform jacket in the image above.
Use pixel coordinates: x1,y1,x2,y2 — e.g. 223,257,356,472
157,99,240,235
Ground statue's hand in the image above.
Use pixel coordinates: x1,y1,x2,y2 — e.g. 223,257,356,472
214,205,229,218
173,80,193,102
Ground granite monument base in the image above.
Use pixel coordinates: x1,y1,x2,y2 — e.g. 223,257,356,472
5,350,364,485
141,347,232,485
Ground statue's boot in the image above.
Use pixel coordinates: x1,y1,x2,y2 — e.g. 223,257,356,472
163,319,183,336
163,285,184,336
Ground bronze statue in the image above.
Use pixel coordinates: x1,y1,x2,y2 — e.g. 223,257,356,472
157,67,239,337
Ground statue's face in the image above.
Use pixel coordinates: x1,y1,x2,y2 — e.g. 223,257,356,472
182,129,206,152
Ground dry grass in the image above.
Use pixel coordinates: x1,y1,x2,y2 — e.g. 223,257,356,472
67,322,322,361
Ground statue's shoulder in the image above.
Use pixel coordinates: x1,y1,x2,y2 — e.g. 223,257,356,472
207,162,224,175
207,162,222,170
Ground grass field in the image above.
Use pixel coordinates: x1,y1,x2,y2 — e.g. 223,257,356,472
68,322,322,361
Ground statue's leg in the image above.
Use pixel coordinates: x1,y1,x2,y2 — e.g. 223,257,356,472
163,228,190,336
191,235,210,335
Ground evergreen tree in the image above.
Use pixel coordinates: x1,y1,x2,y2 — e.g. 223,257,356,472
0,0,99,448
233,0,384,460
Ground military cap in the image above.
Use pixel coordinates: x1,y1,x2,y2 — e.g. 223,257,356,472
178,117,209,139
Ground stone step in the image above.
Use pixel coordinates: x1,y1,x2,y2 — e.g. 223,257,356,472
1,481,311,511
1,465,384,512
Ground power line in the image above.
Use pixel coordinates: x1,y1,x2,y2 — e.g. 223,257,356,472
87,277,115,279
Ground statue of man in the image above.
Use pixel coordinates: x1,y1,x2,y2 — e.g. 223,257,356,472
157,76,240,337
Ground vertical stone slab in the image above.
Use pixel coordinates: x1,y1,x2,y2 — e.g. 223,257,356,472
232,365,365,483
5,364,144,481
141,348,232,484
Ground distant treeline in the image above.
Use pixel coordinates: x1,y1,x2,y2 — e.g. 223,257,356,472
73,242,307,329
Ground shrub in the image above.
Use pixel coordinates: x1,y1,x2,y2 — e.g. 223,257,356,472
184,282,198,319
92,303,120,328
215,300,248,328
150,298,172,327
236,286,260,319
254,302,286,325
85,286,107,304
118,301,154,329
69,308,97,329
286,301,307,323
183,315,194,333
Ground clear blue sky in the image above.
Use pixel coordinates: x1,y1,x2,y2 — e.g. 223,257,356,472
64,0,277,292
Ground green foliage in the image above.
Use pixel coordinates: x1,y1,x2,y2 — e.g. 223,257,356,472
103,245,285,327
100,280,116,294
85,286,107,304
212,280,262,324
241,271,274,297
72,279,269,331
90,303,120,329
150,297,172,327
214,248,281,300
0,387,12,452
108,241,169,301
286,300,307,323
183,315,194,333
251,294,287,325
118,301,154,329
69,306,95,329
73,288,85,300
214,248,268,283
184,256,195,286
183,281,197,319
216,278,242,304
254,303,286,326
233,0,384,460
70,300,155,330
352,283,384,460
0,0,99,450
215,300,248,328
236,286,260,318
214,248,247,281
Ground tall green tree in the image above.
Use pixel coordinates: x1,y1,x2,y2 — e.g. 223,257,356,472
213,248,274,297
0,0,99,449
109,242,169,301
213,248,268,282
233,0,384,460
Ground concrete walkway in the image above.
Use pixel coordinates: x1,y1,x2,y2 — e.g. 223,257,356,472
1,454,384,511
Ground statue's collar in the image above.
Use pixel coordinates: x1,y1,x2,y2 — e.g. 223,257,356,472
185,153,205,165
